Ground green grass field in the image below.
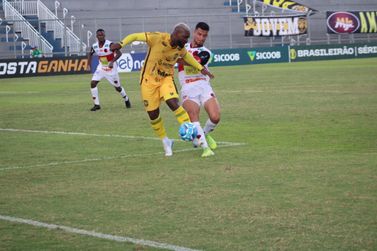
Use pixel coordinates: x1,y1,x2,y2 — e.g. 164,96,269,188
1,58,377,250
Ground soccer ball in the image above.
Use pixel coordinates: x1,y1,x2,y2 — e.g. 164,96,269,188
179,122,198,141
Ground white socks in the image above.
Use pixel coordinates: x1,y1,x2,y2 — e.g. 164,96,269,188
92,86,129,105
162,136,170,145
120,87,129,101
192,121,208,149
203,119,217,135
90,87,100,105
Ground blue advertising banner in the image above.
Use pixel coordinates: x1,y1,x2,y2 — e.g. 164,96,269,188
90,47,290,73
117,53,146,72
90,52,146,73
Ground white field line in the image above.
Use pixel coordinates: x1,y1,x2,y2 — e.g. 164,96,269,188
0,143,244,172
0,91,40,94
0,128,160,141
0,214,201,251
0,128,246,171
217,89,359,94
0,128,242,146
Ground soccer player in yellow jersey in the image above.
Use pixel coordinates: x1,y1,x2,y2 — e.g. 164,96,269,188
111,23,214,156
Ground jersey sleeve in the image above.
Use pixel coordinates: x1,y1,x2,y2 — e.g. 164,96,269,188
182,51,204,71
145,32,161,47
120,33,147,48
180,46,188,57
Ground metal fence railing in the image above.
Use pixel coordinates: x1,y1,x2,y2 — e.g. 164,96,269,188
3,0,53,57
36,0,86,55
5,0,86,55
73,14,377,51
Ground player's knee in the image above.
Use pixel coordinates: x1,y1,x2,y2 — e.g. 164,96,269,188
210,113,220,124
166,99,179,111
148,109,160,121
90,81,98,88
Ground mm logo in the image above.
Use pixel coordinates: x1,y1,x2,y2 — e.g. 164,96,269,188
247,51,257,61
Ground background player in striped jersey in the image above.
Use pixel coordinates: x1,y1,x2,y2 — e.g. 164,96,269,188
177,22,221,157
87,29,131,111
111,23,214,156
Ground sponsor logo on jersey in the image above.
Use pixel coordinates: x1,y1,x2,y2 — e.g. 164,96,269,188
157,69,171,77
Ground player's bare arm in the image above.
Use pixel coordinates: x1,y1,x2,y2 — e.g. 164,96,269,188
108,46,122,69
87,47,95,71
200,67,214,79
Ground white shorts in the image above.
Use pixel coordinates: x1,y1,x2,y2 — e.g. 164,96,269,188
92,66,121,87
180,81,216,106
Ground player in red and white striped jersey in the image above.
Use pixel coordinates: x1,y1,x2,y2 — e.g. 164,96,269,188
87,29,131,111
177,22,221,157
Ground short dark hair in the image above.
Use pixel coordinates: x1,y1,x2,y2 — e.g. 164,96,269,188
96,28,105,33
195,22,210,31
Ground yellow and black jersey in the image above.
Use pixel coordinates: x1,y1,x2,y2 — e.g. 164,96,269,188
120,32,203,82
144,32,187,79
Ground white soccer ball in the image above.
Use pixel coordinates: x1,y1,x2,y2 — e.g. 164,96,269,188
179,122,198,141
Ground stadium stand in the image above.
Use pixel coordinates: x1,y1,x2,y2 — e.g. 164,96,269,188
1,0,377,58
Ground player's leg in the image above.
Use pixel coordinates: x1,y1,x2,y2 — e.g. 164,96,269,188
203,91,221,150
90,67,105,111
165,97,191,124
181,90,213,157
142,77,173,156
90,79,101,111
204,97,221,129
115,85,131,108
105,71,131,108
161,77,190,124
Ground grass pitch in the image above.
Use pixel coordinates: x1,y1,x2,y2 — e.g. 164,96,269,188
0,58,377,250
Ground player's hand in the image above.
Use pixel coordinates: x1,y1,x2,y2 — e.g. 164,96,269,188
108,61,114,69
201,67,214,79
